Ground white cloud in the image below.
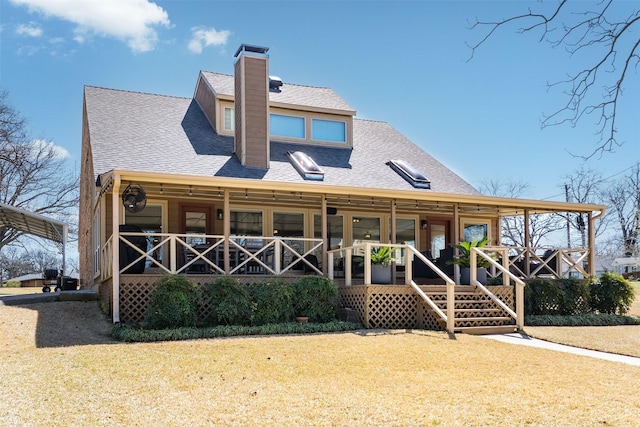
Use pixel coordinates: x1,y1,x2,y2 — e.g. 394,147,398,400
31,139,71,160
10,0,170,53
16,22,43,37
188,26,230,54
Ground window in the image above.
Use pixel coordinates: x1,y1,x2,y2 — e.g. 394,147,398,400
394,218,416,265
93,204,100,276
270,114,305,138
352,216,380,243
230,211,263,235
462,221,489,243
314,214,344,250
125,204,164,267
273,212,304,238
288,151,324,180
312,119,346,143
224,107,234,131
387,159,430,189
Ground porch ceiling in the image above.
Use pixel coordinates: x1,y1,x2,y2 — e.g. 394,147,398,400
98,170,607,217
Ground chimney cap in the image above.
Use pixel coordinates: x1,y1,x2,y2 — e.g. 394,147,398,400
234,44,269,57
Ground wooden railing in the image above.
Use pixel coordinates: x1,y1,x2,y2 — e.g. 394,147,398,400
101,232,323,277
471,247,526,330
494,246,589,280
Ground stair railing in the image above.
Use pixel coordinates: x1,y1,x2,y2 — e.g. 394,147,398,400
471,247,526,330
406,246,456,333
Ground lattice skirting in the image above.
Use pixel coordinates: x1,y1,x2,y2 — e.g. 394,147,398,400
114,274,302,324
339,285,447,330
339,285,516,330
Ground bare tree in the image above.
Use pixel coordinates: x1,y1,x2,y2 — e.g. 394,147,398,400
603,163,640,257
562,168,608,247
469,1,640,158
479,179,564,247
0,90,78,251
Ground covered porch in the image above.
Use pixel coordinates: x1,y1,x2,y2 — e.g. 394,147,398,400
94,170,605,329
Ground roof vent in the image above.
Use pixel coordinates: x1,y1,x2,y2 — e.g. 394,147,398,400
269,75,283,92
387,159,431,189
288,151,324,181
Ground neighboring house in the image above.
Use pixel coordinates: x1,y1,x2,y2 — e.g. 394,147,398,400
79,44,606,333
2,273,43,288
2,272,79,288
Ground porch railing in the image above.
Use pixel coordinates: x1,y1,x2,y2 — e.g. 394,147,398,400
101,232,323,278
471,247,526,330
493,246,589,280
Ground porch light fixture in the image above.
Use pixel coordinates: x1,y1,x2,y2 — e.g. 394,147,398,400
217,209,223,221
387,159,431,189
421,219,428,230
287,151,324,181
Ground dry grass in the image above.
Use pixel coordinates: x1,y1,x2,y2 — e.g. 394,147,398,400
0,286,42,296
1,301,639,426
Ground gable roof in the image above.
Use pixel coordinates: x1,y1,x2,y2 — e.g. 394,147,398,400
200,72,356,114
83,83,479,195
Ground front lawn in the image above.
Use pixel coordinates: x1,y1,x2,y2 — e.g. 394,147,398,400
1,301,639,426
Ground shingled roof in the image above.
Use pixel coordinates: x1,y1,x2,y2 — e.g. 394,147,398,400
84,79,479,195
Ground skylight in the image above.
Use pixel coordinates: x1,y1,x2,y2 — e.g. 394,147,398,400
288,151,324,181
387,159,431,189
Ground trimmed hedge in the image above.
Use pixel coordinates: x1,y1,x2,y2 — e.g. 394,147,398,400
142,274,340,330
589,271,635,315
292,276,339,323
145,275,200,329
112,320,361,343
250,280,295,325
200,276,254,326
525,273,635,316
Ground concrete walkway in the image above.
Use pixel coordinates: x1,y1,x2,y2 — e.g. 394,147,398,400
482,332,640,366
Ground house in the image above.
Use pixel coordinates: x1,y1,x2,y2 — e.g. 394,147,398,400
79,44,606,333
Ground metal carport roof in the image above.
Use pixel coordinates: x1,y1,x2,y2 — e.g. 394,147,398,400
0,202,68,271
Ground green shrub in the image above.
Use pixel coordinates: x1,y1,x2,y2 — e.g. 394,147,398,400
589,271,635,315
201,276,254,326
250,280,295,325
292,276,338,323
558,278,590,315
145,275,199,329
525,278,563,315
526,313,640,327
2,279,21,288
112,320,362,343
524,278,590,316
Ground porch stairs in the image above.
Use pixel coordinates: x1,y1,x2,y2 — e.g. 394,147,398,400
424,288,517,335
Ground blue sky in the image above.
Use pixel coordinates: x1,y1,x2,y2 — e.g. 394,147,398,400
1,0,638,202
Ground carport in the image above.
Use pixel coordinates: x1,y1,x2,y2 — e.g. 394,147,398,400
0,202,69,274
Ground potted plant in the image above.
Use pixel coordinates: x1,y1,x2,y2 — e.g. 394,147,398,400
366,246,397,284
448,238,492,285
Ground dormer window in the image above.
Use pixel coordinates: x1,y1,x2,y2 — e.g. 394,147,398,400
288,151,324,180
312,119,346,143
270,114,305,138
388,159,431,189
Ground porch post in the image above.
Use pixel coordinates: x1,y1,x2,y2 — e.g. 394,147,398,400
390,199,396,284
321,195,328,276
453,203,460,285
524,209,531,278
223,189,230,274
112,176,121,323
588,211,595,277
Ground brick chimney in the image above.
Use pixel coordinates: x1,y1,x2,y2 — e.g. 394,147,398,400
234,44,270,169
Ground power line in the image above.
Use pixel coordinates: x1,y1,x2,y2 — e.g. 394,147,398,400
540,161,639,201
